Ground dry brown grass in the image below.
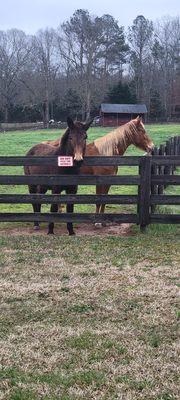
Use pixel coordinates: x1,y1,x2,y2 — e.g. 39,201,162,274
0,232,179,399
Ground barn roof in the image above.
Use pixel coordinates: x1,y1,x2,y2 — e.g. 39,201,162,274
101,103,147,114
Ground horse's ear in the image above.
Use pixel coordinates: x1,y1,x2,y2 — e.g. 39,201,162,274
136,115,142,123
67,117,74,130
84,118,93,131
134,115,142,126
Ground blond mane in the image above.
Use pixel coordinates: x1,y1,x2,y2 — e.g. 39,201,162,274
94,120,139,156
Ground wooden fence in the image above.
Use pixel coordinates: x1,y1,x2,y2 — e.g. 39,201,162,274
151,135,180,213
0,138,179,230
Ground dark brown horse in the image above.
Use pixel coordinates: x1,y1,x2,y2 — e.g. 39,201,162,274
24,117,92,235
43,116,154,216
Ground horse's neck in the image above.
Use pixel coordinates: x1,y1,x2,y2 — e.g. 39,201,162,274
94,123,136,156
55,130,70,156
116,124,136,155
115,129,129,155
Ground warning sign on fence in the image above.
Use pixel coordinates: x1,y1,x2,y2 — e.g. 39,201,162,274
58,156,73,167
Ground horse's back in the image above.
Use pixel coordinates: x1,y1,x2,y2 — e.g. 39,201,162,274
24,143,58,176
26,143,57,157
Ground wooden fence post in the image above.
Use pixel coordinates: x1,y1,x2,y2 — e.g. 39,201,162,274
178,137,180,155
158,144,165,194
170,137,175,174
138,157,151,231
174,136,178,155
173,136,178,172
151,147,158,213
164,140,171,187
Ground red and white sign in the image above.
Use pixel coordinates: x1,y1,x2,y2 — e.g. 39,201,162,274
58,156,73,167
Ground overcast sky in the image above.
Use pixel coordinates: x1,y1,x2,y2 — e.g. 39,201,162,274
1,0,179,33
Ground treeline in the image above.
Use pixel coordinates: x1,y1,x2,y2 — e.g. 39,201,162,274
0,10,179,126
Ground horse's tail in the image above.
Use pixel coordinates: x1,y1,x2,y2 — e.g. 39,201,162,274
24,145,39,176
24,147,38,195
24,164,31,175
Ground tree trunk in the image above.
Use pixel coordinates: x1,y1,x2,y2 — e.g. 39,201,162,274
50,100,54,120
4,105,8,123
44,79,49,128
86,89,91,120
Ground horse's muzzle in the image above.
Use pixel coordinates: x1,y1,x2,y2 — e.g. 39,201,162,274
74,153,84,161
74,158,84,167
146,143,154,154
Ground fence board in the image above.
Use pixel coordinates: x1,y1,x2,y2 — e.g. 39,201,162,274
152,175,180,185
152,156,180,165
0,175,140,186
151,195,180,205
0,212,137,223
0,154,180,166
150,214,180,224
0,194,138,204
0,155,179,166
0,156,141,166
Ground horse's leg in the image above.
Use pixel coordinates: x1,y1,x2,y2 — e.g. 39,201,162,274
99,185,111,214
95,185,111,227
47,187,59,235
95,166,118,227
32,185,47,230
66,203,75,236
96,185,102,215
47,203,58,235
66,187,76,236
29,185,41,230
95,185,103,228
96,185,110,214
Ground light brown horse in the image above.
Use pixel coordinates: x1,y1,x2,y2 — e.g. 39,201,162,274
43,116,154,215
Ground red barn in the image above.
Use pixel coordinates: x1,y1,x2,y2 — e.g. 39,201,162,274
100,103,148,127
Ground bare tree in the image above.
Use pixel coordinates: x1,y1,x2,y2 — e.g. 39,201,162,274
0,11,179,123
57,9,128,118
31,28,60,127
128,15,154,102
0,29,32,122
152,16,180,119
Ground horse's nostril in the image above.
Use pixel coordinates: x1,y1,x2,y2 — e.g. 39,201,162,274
74,155,83,161
147,144,154,153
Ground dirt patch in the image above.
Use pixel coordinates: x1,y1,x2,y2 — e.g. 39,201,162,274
0,222,134,237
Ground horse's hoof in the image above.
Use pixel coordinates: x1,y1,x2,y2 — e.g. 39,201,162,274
47,232,54,235
34,225,40,231
95,223,102,228
69,231,75,236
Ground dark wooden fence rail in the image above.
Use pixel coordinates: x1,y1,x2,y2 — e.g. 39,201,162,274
0,151,180,230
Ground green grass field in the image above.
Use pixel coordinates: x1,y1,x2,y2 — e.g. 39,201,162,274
0,124,179,399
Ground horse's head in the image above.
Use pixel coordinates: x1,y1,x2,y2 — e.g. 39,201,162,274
65,117,92,163
131,116,154,154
